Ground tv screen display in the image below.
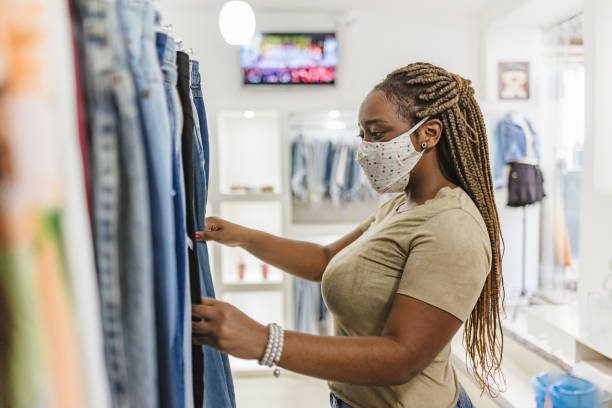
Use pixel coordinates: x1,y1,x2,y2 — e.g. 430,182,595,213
240,32,338,85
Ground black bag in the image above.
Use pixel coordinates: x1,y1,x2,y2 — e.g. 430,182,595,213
507,162,545,207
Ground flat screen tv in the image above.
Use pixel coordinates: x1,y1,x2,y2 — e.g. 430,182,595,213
240,32,338,85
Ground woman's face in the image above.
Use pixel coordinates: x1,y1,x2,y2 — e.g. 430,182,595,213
357,90,415,144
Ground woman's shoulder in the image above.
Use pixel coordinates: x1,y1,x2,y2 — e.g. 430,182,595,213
421,187,490,240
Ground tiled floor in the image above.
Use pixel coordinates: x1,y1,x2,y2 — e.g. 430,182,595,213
234,373,330,408
234,370,500,408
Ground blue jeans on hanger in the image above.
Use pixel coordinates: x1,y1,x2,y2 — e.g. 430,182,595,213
190,61,237,408
156,29,194,408
329,383,474,408
73,0,156,406
117,1,181,407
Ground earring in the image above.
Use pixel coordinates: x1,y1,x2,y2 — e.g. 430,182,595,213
421,142,427,150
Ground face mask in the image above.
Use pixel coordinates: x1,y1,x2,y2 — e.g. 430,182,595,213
357,116,430,194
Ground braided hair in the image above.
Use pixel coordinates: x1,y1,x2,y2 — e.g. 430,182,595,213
375,62,505,395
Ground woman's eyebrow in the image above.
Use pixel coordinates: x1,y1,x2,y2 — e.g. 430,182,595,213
362,119,388,126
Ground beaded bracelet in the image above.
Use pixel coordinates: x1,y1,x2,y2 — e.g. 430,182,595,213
258,323,284,377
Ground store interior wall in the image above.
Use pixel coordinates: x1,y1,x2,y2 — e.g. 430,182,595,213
482,25,544,298
158,2,484,200
158,0,589,302
580,0,612,303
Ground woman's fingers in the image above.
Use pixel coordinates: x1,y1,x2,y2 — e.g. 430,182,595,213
193,333,217,347
192,320,213,335
192,301,215,319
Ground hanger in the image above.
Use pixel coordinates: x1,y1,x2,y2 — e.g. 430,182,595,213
186,48,194,58
176,37,184,52
157,23,175,39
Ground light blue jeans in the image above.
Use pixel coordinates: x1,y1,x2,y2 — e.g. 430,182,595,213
156,29,194,408
330,383,474,408
191,62,237,408
74,0,153,406
117,0,181,407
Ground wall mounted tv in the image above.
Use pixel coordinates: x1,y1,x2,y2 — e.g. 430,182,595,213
240,32,338,85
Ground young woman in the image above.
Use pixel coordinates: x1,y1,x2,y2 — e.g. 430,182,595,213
192,62,504,408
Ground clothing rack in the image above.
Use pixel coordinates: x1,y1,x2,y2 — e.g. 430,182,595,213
0,0,235,407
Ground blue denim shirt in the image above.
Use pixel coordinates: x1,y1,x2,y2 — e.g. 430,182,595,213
493,114,540,189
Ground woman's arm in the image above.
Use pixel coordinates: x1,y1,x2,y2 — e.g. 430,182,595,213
197,217,363,282
192,293,462,386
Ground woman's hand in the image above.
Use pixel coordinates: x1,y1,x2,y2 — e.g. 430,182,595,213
195,217,249,247
192,297,268,361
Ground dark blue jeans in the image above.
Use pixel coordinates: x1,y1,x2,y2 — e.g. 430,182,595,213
330,383,474,408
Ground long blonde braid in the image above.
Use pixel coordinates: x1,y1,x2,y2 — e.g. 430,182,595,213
375,62,506,395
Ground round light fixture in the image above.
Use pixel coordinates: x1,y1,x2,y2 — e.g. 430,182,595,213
328,110,341,119
243,110,256,119
219,1,256,46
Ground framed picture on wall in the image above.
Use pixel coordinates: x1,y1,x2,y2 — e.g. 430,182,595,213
498,61,530,100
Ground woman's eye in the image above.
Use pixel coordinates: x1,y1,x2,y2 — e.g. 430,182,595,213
371,132,383,139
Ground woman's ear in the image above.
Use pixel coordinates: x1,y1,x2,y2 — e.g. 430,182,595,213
419,118,443,149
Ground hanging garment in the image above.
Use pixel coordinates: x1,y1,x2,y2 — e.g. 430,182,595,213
190,61,210,187
156,29,195,408
1,0,86,406
72,0,161,405
290,135,308,201
294,278,318,334
493,114,541,189
63,2,111,407
117,1,183,407
507,162,545,207
177,50,205,408
191,60,237,408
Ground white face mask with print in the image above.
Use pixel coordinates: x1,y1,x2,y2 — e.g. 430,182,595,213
357,116,430,194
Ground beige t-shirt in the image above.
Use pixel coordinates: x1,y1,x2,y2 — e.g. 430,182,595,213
321,186,491,408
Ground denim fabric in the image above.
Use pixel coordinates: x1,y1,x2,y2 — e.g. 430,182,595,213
291,136,308,201
319,287,328,322
190,64,237,408
114,67,159,408
156,31,194,408
71,0,132,405
117,1,181,407
330,383,473,408
190,60,210,187
493,114,540,189
329,144,342,206
455,383,474,408
294,278,319,334
324,141,334,197
329,393,354,408
177,50,205,408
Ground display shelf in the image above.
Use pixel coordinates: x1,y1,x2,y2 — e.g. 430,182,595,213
219,201,283,285
218,192,282,202
217,111,282,195
285,223,356,238
222,282,284,292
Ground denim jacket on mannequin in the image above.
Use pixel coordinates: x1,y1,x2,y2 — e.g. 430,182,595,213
493,114,541,189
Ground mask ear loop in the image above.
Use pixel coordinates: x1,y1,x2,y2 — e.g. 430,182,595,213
394,116,430,167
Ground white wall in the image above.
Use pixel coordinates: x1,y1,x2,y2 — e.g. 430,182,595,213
159,3,484,112
579,0,612,300
481,25,545,298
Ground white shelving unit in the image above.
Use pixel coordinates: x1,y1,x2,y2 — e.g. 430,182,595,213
209,109,381,374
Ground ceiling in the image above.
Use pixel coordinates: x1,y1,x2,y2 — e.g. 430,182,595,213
175,0,508,13
492,0,583,28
